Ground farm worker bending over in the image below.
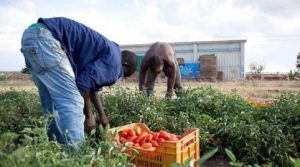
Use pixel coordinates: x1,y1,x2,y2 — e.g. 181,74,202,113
139,42,183,98
20,17,137,150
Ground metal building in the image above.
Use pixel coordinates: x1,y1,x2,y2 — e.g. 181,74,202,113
121,40,246,80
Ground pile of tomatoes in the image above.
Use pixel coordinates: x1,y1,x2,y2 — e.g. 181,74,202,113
116,127,179,150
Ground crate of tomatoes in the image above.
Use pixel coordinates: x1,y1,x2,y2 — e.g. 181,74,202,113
109,123,200,167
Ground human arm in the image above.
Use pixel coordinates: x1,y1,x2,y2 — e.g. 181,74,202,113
80,90,96,133
90,91,108,126
139,57,148,92
80,90,108,133
164,61,176,98
76,65,108,132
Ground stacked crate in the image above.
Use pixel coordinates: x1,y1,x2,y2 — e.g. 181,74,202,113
217,71,224,81
199,55,217,81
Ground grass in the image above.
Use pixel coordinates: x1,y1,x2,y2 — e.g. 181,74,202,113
122,80,300,99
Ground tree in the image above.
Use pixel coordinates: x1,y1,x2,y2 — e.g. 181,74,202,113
249,63,265,80
288,70,296,80
20,67,30,74
249,63,265,75
297,52,300,70
295,53,300,80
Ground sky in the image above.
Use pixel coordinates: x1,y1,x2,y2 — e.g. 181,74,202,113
0,0,299,72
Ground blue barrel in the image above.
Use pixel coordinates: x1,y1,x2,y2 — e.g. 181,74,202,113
179,63,200,78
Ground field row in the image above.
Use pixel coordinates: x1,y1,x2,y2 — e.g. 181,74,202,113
0,86,299,166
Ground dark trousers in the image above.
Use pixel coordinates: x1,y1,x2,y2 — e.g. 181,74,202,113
146,69,183,97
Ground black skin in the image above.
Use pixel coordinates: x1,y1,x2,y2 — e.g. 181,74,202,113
139,59,176,93
139,42,177,94
162,61,176,93
80,90,108,133
82,64,132,133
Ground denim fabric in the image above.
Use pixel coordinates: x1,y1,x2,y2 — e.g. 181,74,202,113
21,27,85,151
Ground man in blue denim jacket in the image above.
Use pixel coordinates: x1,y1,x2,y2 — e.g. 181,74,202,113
21,17,137,150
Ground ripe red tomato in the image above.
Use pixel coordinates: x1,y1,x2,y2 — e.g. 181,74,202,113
119,130,128,138
127,135,137,142
146,134,153,142
169,134,178,141
151,132,159,140
133,143,140,147
127,129,136,136
159,131,171,140
157,138,165,145
134,132,147,143
140,138,146,146
149,140,159,147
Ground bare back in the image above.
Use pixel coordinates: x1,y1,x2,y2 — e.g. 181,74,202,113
143,42,176,66
139,42,177,93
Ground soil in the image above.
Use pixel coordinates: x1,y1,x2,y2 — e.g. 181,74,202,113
202,155,230,167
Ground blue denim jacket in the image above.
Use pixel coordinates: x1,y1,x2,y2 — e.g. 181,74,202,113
38,17,123,92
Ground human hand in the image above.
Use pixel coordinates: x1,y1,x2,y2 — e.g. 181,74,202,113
85,115,96,133
99,113,109,127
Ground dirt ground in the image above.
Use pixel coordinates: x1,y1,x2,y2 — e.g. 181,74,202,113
201,155,230,167
1,80,300,100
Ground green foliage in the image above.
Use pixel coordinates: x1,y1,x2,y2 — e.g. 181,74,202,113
290,157,300,167
101,87,299,166
0,90,132,166
0,73,7,81
291,52,300,80
199,147,218,165
0,120,132,167
170,157,193,167
0,90,41,134
297,52,300,70
20,67,30,74
225,148,246,167
249,63,265,75
0,87,299,166
288,70,300,80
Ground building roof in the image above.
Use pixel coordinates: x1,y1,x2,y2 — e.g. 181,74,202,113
121,39,247,47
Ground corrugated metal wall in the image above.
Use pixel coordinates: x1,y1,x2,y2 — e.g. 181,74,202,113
197,42,244,80
172,44,195,63
121,40,246,80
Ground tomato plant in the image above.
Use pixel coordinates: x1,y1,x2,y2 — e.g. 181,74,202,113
0,86,299,166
